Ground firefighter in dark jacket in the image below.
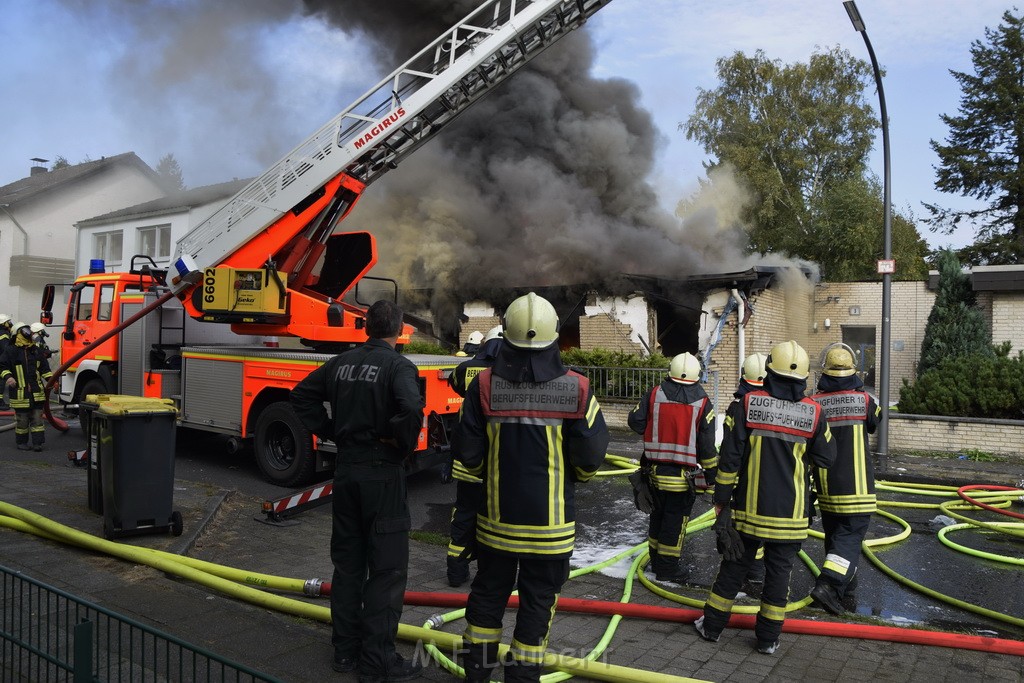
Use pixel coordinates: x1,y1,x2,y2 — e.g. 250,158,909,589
445,324,502,587
290,300,425,683
808,344,881,614
455,293,609,683
732,352,769,593
0,314,13,409
695,340,835,655
1,322,53,451
628,352,717,584
0,314,13,352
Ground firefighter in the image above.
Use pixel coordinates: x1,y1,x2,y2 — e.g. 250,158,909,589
290,300,425,683
0,315,12,409
627,352,717,585
0,314,13,352
30,323,53,360
0,322,54,451
731,352,769,595
456,330,484,357
455,293,609,683
808,344,881,614
445,325,502,587
695,340,835,655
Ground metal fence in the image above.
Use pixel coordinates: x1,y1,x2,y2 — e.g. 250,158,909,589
0,564,283,683
574,366,722,408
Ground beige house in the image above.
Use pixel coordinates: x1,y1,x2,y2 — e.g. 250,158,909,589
454,265,1024,407
0,154,165,326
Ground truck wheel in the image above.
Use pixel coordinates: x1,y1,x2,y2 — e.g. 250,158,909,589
254,402,316,487
79,377,107,403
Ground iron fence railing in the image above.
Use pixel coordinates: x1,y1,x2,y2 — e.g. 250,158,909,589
574,366,721,409
0,564,283,683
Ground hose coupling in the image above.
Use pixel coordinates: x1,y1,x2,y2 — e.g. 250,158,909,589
303,578,324,596
427,614,446,629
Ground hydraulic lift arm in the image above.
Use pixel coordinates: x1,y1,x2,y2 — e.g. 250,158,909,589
169,0,615,345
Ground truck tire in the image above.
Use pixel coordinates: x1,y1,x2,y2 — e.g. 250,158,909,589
254,402,317,487
78,377,107,403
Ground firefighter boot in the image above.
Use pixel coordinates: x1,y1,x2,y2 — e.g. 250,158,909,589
460,642,498,683
810,578,845,615
505,659,543,682
652,554,691,585
447,556,470,587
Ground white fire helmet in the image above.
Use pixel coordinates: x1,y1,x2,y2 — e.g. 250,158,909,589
466,330,484,345
741,352,768,385
669,352,701,384
767,340,809,380
503,293,559,350
483,325,503,342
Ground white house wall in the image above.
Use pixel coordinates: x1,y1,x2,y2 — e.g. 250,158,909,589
584,295,651,351
0,164,164,326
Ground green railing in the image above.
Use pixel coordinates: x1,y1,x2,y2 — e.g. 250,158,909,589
0,564,283,683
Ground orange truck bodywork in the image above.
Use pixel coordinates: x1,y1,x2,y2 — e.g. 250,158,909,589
53,262,464,487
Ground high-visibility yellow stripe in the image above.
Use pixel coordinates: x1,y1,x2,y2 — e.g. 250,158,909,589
706,591,735,613
792,443,806,520
464,624,502,644
759,602,786,622
487,422,501,520
586,395,599,427
746,436,761,514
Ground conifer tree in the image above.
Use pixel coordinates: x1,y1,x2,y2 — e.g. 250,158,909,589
917,249,991,377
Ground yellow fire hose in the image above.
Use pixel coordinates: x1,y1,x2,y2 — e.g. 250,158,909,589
0,499,702,683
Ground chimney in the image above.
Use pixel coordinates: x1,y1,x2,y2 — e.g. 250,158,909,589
30,158,49,176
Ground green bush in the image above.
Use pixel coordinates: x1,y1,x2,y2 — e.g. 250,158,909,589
402,340,452,355
560,348,670,369
898,350,1024,419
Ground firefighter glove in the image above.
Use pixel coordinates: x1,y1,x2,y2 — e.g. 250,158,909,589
628,465,656,514
714,507,745,562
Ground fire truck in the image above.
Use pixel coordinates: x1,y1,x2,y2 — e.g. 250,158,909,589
41,0,614,487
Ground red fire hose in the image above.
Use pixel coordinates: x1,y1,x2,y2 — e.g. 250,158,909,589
958,484,1024,520
42,289,178,431
398,591,1024,657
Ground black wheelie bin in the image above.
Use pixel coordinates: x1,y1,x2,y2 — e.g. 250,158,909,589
94,397,182,540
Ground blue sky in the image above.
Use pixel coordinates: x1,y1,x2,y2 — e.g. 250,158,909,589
0,0,1014,251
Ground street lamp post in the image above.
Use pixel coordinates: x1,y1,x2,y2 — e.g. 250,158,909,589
844,0,891,472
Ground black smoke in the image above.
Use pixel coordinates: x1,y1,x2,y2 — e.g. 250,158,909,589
302,1,755,337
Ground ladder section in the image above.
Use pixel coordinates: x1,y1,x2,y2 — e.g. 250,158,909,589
174,0,616,276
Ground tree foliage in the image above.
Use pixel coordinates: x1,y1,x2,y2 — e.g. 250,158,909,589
916,249,991,377
683,48,929,280
926,10,1024,264
156,153,186,191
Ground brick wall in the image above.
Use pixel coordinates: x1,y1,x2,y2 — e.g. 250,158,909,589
991,292,1024,353
882,413,1024,461
806,281,934,401
579,314,647,354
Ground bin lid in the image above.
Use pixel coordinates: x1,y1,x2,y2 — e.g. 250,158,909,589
85,393,156,405
96,397,177,416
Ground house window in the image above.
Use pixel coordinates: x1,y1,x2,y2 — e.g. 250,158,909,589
137,224,172,261
94,231,123,266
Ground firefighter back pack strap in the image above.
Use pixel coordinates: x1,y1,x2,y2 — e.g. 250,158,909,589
643,387,705,465
744,392,820,442
478,368,588,420
810,390,869,427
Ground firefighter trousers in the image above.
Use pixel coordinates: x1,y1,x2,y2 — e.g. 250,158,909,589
820,513,871,595
329,459,410,675
702,533,802,646
648,481,697,560
14,407,44,447
464,547,569,681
